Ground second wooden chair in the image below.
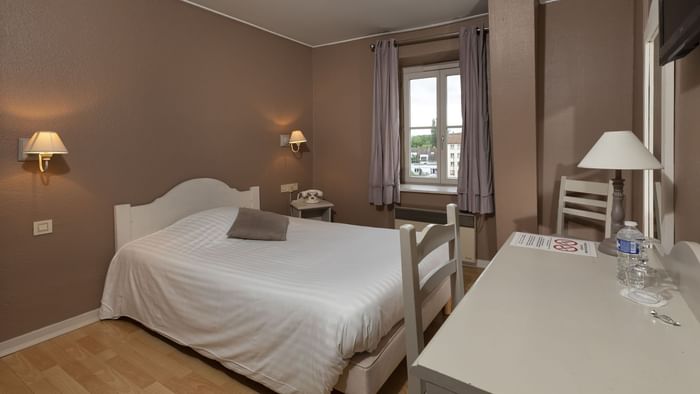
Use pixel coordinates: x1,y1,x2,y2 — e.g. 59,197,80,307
400,203,464,394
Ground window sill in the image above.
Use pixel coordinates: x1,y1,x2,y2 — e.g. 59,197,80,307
400,184,457,195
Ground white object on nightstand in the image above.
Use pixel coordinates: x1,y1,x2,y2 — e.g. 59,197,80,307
290,199,334,222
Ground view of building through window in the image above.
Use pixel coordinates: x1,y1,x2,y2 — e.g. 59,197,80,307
404,64,462,184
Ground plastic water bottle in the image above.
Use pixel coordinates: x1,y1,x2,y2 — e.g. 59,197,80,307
616,221,644,284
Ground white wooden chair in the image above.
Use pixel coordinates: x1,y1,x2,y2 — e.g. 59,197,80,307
556,176,614,238
400,203,464,394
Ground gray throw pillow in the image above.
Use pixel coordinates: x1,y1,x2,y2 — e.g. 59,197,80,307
227,208,289,241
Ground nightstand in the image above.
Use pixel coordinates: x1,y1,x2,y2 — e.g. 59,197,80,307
290,199,334,222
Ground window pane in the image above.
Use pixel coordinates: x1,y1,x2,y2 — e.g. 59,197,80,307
409,128,438,179
410,77,437,127
446,75,462,126
446,127,462,180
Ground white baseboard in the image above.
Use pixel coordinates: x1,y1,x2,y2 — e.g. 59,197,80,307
0,309,100,358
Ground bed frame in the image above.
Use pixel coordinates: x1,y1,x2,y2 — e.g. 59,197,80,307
112,177,450,394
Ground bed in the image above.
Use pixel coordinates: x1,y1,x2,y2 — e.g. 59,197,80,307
100,178,451,394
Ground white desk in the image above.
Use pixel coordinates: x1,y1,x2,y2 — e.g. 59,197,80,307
413,233,700,394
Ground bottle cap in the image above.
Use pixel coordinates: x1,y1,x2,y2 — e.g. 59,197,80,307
625,221,637,227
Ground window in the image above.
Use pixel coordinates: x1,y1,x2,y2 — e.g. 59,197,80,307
403,62,462,185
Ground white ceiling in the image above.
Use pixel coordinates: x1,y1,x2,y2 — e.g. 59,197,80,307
181,0,488,47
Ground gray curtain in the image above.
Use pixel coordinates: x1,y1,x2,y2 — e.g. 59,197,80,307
368,39,401,205
457,27,494,214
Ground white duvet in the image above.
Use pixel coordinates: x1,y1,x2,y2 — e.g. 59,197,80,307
100,207,447,393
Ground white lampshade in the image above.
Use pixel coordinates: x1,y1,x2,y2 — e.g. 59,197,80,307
24,131,68,155
578,130,661,170
289,130,307,144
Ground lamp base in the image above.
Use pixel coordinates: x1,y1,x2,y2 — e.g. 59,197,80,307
599,237,618,256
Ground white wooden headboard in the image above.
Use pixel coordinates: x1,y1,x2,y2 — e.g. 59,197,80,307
114,178,260,250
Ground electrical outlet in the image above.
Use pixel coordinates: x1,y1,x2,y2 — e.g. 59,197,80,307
33,219,53,236
280,183,299,193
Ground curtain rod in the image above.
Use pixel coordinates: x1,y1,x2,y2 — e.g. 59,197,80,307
369,27,488,51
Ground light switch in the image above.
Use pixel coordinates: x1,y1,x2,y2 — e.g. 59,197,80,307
33,220,53,236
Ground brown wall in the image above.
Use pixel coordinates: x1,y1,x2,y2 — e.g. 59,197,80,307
311,17,498,260
0,0,313,342
674,48,700,243
536,0,638,240
489,0,538,245
1,0,661,343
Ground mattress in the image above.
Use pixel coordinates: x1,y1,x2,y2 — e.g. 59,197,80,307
99,207,448,394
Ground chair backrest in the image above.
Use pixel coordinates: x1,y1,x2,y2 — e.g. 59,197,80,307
400,203,464,394
556,176,614,238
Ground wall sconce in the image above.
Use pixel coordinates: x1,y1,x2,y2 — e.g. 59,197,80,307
288,129,307,153
19,131,68,172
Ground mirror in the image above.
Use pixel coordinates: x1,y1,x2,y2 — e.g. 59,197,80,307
643,0,675,251
652,36,662,240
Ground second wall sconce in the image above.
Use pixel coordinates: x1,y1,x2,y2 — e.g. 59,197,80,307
288,129,307,152
280,129,307,153
18,131,69,172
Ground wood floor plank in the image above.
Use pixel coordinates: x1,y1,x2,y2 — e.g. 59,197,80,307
35,329,140,393
2,353,60,392
86,322,190,381
93,366,143,394
39,336,85,366
142,382,175,394
42,365,91,394
96,348,118,362
59,360,118,394
106,355,156,388
0,360,32,394
76,335,108,356
19,345,57,371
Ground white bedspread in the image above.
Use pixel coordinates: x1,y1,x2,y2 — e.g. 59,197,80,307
100,207,447,394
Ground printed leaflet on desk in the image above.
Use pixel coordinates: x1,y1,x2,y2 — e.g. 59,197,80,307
510,232,597,257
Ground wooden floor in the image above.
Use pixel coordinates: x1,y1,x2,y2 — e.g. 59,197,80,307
0,267,483,394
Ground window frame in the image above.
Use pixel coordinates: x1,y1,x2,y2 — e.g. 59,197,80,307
402,62,461,186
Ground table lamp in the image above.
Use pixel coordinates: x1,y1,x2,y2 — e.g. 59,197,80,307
578,130,662,256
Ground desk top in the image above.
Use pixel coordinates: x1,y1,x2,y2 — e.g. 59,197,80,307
413,233,700,394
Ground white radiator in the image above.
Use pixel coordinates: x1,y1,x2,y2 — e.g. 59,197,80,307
394,207,476,264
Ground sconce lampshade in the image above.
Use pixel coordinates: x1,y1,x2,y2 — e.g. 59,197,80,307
578,130,661,170
289,130,307,145
288,130,307,153
24,131,68,155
